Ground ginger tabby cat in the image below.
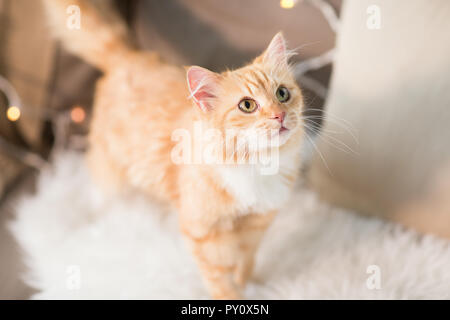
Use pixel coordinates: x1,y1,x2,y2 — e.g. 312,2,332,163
44,0,304,299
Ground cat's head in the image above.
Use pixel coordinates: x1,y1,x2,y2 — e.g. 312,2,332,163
186,32,303,152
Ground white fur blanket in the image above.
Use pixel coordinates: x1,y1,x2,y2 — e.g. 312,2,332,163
10,153,450,299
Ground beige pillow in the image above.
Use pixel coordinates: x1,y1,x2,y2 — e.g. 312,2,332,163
309,0,450,237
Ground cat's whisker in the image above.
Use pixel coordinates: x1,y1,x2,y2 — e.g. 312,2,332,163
301,114,357,135
304,122,359,156
303,122,342,135
303,117,357,139
304,133,333,176
300,114,359,144
303,108,357,132
306,128,359,157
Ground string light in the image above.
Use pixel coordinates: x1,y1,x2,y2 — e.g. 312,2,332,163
6,106,21,122
70,106,86,123
280,0,297,9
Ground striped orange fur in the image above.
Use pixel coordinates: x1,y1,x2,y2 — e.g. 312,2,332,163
43,0,304,299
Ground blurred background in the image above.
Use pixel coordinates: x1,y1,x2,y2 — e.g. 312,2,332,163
0,0,340,299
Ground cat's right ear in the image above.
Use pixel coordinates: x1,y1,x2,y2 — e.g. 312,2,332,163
262,32,289,69
187,66,220,112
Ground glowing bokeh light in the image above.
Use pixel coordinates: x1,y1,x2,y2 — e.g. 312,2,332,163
71,106,86,123
280,0,296,9
6,106,21,122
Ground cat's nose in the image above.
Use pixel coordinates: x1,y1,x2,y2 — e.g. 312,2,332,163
272,111,286,124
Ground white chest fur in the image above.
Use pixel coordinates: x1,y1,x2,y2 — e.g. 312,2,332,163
217,149,300,214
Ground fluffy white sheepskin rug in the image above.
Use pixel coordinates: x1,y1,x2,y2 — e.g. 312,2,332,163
10,153,450,299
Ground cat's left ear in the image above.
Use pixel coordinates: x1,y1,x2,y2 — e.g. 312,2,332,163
262,32,288,68
187,66,220,112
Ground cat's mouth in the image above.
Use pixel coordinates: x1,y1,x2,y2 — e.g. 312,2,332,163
274,125,291,147
279,126,289,134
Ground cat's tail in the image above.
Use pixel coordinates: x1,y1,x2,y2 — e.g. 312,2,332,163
42,0,134,72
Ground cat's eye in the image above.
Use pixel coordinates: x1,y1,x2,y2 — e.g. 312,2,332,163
238,98,258,113
276,86,290,103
